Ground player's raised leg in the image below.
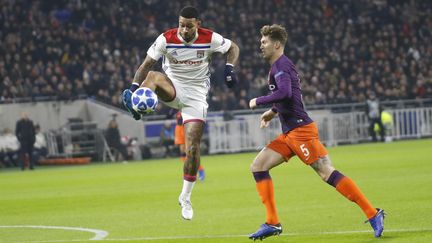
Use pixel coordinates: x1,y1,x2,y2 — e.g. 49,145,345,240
140,71,176,103
122,56,176,119
310,155,385,237
178,121,204,220
249,147,285,240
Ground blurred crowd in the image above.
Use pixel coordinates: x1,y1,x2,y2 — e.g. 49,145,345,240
1,0,431,113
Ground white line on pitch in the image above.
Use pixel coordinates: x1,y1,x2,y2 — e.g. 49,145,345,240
10,227,432,242
0,225,108,240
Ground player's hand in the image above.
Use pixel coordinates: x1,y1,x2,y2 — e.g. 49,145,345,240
249,98,257,110
122,89,142,120
224,64,237,88
260,109,276,128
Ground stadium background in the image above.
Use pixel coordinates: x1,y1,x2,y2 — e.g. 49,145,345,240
1,0,431,107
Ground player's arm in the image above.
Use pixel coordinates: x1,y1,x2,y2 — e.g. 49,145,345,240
121,55,157,120
122,34,166,120
129,34,166,91
259,109,277,128
212,32,240,88
226,41,239,66
131,55,158,89
249,71,292,109
224,41,240,88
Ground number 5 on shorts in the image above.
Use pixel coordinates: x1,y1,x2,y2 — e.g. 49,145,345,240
300,144,310,157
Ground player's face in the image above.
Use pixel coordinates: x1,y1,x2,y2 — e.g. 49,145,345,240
260,36,277,60
178,16,199,42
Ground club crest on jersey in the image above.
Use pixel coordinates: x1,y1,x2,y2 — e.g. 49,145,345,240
197,50,204,58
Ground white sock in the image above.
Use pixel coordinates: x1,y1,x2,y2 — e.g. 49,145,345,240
180,180,195,201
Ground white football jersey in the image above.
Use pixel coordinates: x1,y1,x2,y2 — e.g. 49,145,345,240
147,28,232,90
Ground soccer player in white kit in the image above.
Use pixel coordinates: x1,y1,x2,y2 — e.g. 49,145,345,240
122,6,239,220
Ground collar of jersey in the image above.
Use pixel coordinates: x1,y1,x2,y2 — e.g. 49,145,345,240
176,29,199,45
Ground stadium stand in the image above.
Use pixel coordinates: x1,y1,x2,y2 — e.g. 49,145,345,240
1,0,430,113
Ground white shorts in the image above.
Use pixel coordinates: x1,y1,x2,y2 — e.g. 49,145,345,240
162,79,209,123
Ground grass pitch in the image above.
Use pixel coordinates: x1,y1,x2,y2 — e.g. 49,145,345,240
1,139,432,243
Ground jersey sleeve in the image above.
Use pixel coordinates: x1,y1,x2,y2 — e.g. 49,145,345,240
147,34,167,60
210,32,232,54
256,71,293,105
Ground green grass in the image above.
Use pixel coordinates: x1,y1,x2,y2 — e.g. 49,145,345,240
1,139,432,243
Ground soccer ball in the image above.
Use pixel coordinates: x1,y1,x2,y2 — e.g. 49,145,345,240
131,87,158,114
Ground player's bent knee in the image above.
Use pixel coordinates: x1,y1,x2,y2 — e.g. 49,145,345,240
250,163,258,172
147,70,158,77
250,159,265,172
146,71,161,82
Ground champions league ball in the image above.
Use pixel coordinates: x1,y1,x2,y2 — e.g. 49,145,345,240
131,87,158,114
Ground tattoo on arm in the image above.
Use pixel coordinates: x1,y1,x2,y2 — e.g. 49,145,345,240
133,56,157,84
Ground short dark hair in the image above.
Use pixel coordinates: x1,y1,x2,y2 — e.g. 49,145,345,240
260,24,288,46
179,6,199,19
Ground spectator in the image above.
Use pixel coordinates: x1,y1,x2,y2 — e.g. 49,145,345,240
366,92,385,142
374,109,394,143
105,116,129,161
15,112,36,170
0,128,20,168
33,125,48,164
